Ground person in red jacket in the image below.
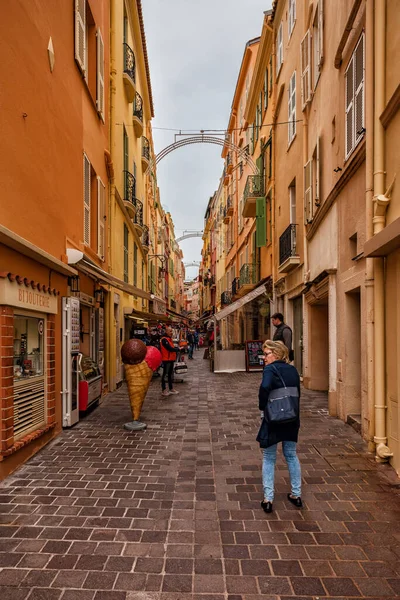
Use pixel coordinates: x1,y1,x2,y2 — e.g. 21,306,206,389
160,326,179,397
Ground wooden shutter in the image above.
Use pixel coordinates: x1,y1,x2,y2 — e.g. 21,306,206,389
74,0,86,74
96,29,105,121
97,177,105,259
256,197,267,247
83,154,91,245
304,160,313,223
315,137,321,206
300,31,311,109
14,378,46,439
354,34,365,145
345,56,354,157
318,0,324,66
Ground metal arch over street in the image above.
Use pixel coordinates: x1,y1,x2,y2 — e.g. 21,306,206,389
176,231,204,243
184,261,201,268
145,135,259,175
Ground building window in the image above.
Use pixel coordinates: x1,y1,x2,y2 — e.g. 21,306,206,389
312,0,324,89
304,137,321,224
133,242,138,286
288,71,296,145
83,154,105,253
288,0,296,38
345,34,365,159
74,0,104,120
289,180,296,224
97,178,105,260
124,224,129,283
276,23,283,75
264,68,268,110
300,31,311,109
83,154,91,246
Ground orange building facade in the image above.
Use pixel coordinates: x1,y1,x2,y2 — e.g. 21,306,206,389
0,0,110,478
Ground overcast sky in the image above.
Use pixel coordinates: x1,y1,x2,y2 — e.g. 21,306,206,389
141,0,272,280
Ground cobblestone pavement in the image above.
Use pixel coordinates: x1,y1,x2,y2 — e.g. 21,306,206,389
0,354,400,600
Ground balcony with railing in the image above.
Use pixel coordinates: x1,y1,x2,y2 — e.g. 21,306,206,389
233,263,259,298
123,43,136,102
223,166,229,186
223,206,230,224
123,170,136,216
134,199,144,232
226,151,233,174
278,224,300,273
141,136,150,169
221,291,232,306
231,277,240,298
226,194,233,216
243,174,264,218
133,92,143,137
141,224,150,253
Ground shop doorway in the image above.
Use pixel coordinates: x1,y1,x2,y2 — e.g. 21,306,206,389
308,300,329,390
292,296,303,375
345,289,361,418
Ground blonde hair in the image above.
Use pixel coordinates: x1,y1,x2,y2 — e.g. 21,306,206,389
262,340,289,363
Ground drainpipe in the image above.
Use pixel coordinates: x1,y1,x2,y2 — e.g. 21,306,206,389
373,0,392,461
271,33,277,314
365,0,375,453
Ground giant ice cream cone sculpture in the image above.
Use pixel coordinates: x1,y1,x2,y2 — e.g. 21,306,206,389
121,339,163,430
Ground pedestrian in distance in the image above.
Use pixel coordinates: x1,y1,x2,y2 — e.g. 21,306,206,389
187,330,194,359
271,312,294,362
194,330,199,350
160,326,179,397
257,340,302,514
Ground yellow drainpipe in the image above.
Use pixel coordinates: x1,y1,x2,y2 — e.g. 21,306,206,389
373,0,392,461
365,0,375,453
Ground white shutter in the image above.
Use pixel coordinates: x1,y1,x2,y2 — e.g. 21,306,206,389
300,31,311,109
315,136,321,206
276,23,283,74
289,0,296,37
354,35,365,144
318,0,324,66
74,0,86,74
84,154,91,246
288,72,296,143
97,177,105,259
304,160,313,223
96,29,105,121
345,57,354,157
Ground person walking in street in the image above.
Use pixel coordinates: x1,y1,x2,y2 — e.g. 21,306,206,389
271,312,294,362
187,330,195,359
194,330,199,350
257,340,302,514
160,326,179,397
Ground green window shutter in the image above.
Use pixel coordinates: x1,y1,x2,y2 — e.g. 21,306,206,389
256,155,264,178
256,197,267,247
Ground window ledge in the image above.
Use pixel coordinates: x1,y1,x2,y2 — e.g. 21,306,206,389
0,423,56,459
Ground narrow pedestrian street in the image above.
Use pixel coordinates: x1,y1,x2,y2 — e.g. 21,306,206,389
0,356,399,600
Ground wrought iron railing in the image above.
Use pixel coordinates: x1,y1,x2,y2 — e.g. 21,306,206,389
221,291,232,305
244,174,264,202
123,170,136,205
133,92,143,122
279,224,298,265
231,277,240,296
123,43,136,83
239,263,259,287
142,136,150,162
142,224,149,247
134,199,143,228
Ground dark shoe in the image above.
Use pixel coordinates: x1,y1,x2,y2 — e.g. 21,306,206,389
287,493,302,508
261,500,273,513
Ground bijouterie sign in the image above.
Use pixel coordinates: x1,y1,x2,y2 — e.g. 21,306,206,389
0,279,58,314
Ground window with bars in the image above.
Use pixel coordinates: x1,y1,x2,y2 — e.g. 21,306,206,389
288,71,297,144
276,23,283,75
345,33,365,159
124,225,129,283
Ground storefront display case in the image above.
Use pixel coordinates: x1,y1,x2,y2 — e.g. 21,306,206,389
78,355,102,412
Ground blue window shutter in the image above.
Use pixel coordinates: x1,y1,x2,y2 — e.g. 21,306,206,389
256,197,267,247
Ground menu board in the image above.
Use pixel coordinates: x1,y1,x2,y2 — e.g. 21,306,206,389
70,297,80,353
245,340,265,372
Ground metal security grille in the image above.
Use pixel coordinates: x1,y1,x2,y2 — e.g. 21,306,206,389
14,378,46,439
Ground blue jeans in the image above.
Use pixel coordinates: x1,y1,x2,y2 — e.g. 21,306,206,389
188,344,194,358
262,441,301,502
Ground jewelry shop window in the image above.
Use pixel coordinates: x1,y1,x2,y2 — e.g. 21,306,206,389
13,314,46,439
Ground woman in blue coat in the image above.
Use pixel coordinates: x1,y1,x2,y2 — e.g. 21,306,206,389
257,340,302,513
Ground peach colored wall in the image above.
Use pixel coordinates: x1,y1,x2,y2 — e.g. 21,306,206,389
0,0,109,265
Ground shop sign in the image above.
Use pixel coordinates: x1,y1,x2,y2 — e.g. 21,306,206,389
152,298,166,314
78,292,95,306
0,278,58,314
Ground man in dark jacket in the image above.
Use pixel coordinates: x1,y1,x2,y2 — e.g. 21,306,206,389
271,313,293,361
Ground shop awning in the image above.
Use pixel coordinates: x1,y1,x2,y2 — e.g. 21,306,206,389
77,258,152,301
167,308,189,323
214,282,269,321
123,307,170,323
